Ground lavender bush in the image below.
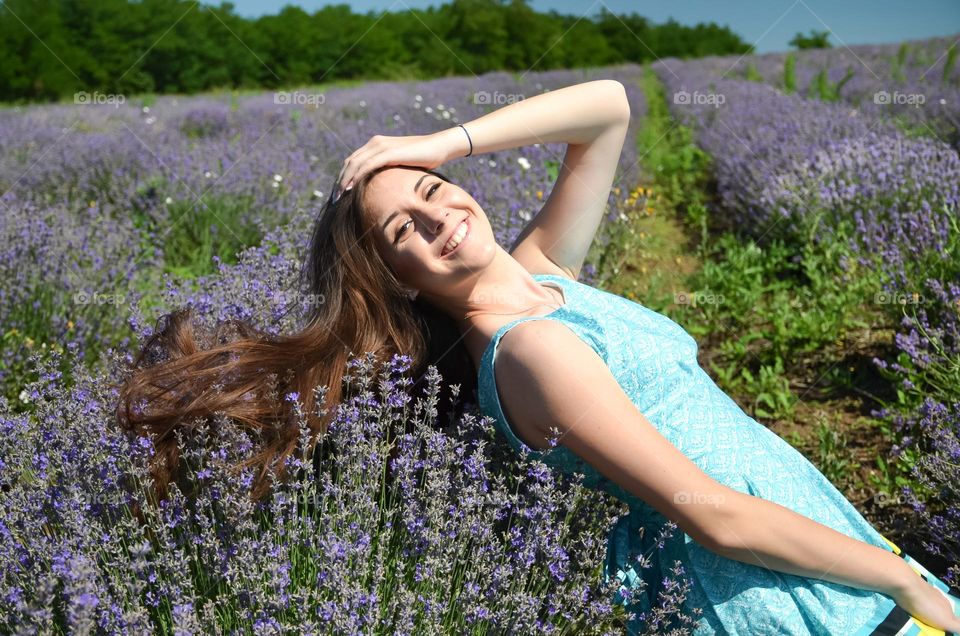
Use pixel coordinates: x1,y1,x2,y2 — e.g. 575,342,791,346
689,35,960,151
2,347,639,633
902,398,960,589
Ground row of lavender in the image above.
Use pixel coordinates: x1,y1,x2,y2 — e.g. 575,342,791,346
653,48,959,582
687,35,960,150
0,67,645,401
0,68,667,633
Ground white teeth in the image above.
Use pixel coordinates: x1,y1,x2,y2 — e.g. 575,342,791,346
442,221,468,256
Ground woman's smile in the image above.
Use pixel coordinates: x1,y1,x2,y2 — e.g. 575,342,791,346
440,217,470,258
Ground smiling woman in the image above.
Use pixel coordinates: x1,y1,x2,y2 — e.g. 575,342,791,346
114,78,960,635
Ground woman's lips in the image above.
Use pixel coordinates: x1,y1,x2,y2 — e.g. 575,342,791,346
441,218,470,258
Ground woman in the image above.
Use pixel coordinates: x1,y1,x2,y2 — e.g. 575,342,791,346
118,80,960,634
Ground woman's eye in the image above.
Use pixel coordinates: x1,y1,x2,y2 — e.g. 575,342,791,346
395,219,412,242
396,182,441,242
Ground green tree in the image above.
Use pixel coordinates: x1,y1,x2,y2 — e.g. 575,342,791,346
789,29,832,50
0,0,755,103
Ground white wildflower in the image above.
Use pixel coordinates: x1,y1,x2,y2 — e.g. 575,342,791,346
517,157,531,170
273,174,283,182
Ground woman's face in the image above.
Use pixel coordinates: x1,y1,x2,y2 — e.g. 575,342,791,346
362,166,496,299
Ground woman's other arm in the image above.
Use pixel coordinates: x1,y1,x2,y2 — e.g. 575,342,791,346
439,79,632,281
495,319,924,601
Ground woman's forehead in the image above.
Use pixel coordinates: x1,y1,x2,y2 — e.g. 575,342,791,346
364,167,429,216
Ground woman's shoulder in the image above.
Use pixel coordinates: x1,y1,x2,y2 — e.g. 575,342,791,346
494,318,599,375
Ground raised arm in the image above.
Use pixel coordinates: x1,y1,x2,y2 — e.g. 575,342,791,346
495,319,925,603
334,79,631,281
445,79,631,281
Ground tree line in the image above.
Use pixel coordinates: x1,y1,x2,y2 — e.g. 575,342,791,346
0,0,753,102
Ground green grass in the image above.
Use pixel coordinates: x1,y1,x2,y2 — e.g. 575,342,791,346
130,191,264,281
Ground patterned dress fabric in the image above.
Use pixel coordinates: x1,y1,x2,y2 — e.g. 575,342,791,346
477,273,960,635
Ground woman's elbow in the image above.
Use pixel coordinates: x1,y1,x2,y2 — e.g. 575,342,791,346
676,488,748,553
608,80,631,122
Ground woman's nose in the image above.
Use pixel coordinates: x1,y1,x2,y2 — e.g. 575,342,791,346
425,210,450,236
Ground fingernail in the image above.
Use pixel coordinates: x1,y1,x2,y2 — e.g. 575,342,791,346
344,180,353,191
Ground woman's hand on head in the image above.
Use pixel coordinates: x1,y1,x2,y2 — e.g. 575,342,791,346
335,131,455,198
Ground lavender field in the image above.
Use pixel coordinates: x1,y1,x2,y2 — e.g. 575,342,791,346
2,32,960,634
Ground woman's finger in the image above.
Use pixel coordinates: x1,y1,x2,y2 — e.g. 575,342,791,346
341,143,390,192
337,138,377,190
345,149,388,192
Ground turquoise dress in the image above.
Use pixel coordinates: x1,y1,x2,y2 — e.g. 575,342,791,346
477,273,960,635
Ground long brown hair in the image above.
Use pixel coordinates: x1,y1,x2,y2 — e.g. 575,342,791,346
115,165,476,504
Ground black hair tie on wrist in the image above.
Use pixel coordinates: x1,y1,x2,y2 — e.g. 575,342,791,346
458,123,473,157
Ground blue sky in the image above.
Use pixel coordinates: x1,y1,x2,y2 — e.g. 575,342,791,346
226,0,959,54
